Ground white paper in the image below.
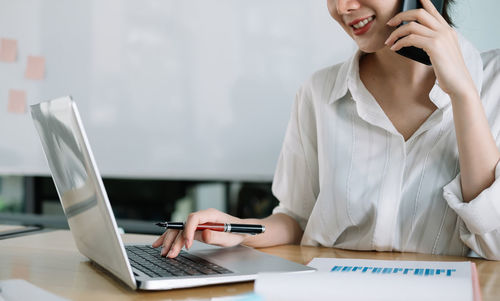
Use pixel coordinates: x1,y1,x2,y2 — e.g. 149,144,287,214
0,279,68,301
254,258,473,301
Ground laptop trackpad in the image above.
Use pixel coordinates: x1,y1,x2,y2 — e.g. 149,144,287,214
189,242,307,274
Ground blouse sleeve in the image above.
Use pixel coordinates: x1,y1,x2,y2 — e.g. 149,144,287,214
443,49,500,260
271,84,320,230
443,150,500,260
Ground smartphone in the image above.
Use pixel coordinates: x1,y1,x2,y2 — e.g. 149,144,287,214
397,0,444,65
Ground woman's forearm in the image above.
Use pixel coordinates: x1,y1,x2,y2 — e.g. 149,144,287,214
451,88,500,202
241,213,303,248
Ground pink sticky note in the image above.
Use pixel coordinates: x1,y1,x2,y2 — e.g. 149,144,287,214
25,55,45,80
0,38,17,62
7,89,27,114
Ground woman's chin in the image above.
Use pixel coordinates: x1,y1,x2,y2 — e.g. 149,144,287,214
357,43,386,54
353,36,388,53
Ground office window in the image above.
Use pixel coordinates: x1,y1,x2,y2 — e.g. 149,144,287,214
0,176,24,213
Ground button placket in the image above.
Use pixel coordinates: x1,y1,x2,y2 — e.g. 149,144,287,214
372,134,406,251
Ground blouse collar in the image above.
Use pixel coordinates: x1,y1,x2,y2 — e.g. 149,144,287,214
328,33,484,110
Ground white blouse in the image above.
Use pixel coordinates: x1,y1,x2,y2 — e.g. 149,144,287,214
272,35,500,260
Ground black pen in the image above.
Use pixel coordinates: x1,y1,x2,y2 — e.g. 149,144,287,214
155,222,265,235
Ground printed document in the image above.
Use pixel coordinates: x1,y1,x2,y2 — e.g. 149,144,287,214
255,258,477,301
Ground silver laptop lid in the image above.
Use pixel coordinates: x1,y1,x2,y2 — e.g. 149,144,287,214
31,96,137,289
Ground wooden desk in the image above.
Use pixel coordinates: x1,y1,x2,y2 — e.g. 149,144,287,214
1,230,499,300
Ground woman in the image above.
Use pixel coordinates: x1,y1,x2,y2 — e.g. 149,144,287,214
154,0,500,260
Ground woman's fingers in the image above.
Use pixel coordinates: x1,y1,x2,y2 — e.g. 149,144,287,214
388,34,430,52
387,7,441,30
385,21,434,47
152,231,167,248
157,227,246,258
160,229,180,256
420,0,447,24
183,208,233,249
166,230,186,258
183,211,203,250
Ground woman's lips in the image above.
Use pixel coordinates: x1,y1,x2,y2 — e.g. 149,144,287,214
349,16,375,36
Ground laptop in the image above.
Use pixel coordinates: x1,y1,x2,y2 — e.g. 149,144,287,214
30,96,314,290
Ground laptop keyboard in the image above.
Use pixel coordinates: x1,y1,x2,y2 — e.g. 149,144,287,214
125,245,233,278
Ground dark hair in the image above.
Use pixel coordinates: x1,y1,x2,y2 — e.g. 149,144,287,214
442,0,455,26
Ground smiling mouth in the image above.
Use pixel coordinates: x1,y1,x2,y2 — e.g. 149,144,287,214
350,16,375,29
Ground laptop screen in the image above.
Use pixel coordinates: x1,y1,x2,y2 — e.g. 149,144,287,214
31,97,137,289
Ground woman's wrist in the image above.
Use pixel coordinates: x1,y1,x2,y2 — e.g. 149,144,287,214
447,77,479,103
239,218,265,245
240,214,303,248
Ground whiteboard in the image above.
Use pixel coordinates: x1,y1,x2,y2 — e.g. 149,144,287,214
0,0,355,180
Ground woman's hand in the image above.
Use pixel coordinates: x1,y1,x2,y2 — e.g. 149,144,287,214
152,208,247,258
384,0,476,99
152,210,304,258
